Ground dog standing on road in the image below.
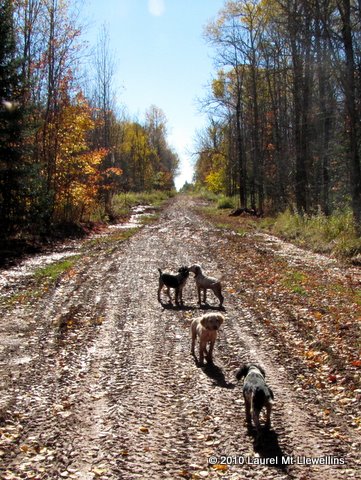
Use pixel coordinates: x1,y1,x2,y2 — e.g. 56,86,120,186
191,313,224,365
157,266,189,306
236,364,274,437
189,264,224,308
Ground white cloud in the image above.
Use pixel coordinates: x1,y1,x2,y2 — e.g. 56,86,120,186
148,0,165,16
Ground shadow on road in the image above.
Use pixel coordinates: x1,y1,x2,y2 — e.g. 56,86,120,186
250,427,288,472
196,361,236,389
160,302,198,311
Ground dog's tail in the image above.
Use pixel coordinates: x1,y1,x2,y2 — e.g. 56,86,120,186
158,268,162,276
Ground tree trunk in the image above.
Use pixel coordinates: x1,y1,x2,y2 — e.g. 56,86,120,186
338,0,361,232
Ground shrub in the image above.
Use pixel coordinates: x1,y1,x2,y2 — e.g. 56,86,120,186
217,195,236,209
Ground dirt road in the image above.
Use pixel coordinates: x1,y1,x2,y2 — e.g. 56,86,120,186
0,195,360,479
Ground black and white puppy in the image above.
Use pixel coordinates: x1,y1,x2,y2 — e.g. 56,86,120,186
157,266,189,306
236,364,274,435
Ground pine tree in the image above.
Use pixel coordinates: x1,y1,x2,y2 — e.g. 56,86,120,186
0,0,35,237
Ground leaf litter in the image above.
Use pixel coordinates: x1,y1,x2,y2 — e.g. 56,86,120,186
0,196,360,479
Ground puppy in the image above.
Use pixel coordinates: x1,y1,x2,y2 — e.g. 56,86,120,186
189,264,224,307
157,266,189,306
191,313,224,365
236,364,274,435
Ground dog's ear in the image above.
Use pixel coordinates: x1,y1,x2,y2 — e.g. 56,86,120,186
257,365,266,377
200,316,208,328
179,266,189,273
235,364,249,380
218,314,224,325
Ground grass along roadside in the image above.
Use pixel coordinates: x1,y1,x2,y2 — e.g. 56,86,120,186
0,255,81,308
193,192,361,262
197,199,361,308
112,190,175,217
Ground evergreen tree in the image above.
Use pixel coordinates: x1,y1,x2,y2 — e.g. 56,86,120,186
0,0,36,237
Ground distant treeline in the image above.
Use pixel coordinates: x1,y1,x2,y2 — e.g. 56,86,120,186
194,0,361,232
0,0,178,239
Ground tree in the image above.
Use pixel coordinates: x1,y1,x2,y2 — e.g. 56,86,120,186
91,24,118,216
145,105,179,187
197,0,359,221
333,0,361,231
0,0,32,236
205,8,248,208
53,92,109,222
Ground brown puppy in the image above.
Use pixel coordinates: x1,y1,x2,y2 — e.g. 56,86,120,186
191,313,224,365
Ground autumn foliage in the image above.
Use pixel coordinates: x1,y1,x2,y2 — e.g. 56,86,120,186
0,0,178,240
196,0,361,231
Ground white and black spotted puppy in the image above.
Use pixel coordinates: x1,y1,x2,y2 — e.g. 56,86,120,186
236,364,274,434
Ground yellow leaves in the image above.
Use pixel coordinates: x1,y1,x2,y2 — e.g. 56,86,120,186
212,77,225,99
205,170,226,194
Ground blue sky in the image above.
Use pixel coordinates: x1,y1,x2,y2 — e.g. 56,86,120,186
83,0,225,189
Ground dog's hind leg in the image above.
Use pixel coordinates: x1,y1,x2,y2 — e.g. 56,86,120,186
191,328,196,356
179,287,185,305
175,287,180,306
243,392,252,428
265,403,272,429
166,287,173,304
196,286,202,304
252,406,261,432
202,288,207,303
216,289,224,307
157,281,163,303
213,286,224,307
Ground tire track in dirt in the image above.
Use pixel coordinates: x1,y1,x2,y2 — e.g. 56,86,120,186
0,196,358,479
67,196,352,480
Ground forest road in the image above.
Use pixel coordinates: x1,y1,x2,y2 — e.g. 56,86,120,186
0,195,360,480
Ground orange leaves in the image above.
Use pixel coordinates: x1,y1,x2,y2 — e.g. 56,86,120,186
212,464,228,472
53,95,110,221
139,426,149,434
